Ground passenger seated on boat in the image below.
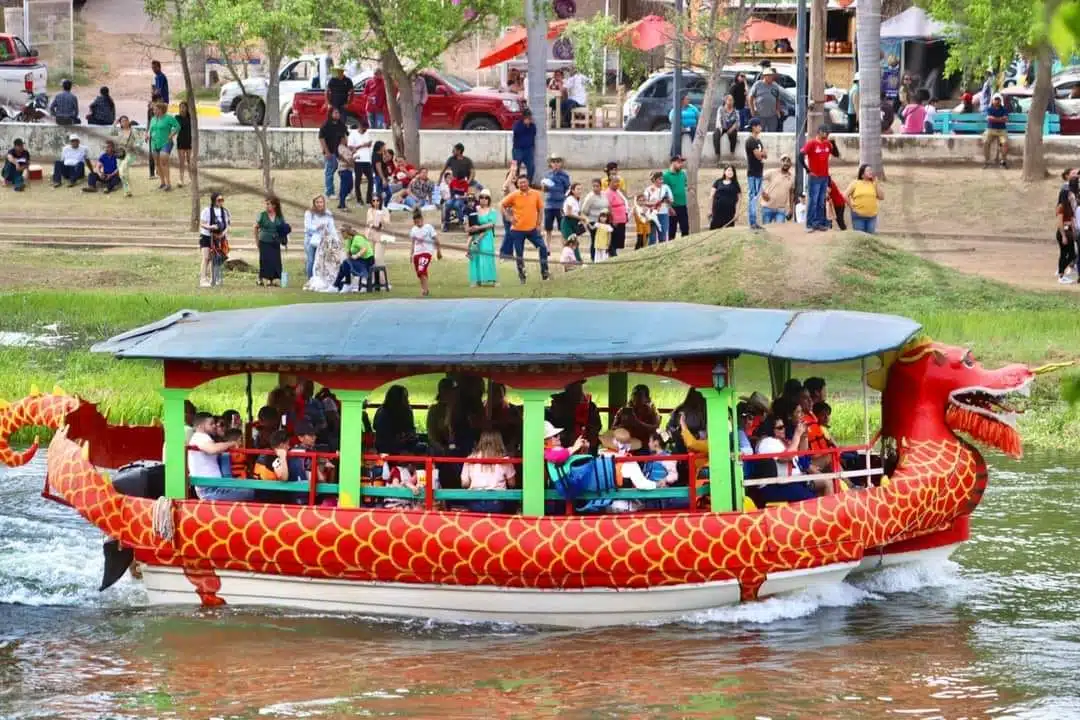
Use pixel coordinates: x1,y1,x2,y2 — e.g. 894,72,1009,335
460,431,517,513
267,385,297,432
614,384,661,446
297,379,329,442
805,399,834,472
666,388,705,454
452,374,487,456
426,376,457,456
188,412,250,501
382,462,422,509
222,409,242,432
738,391,769,437
314,387,341,449
544,420,588,465
548,381,602,454
374,385,419,455
252,406,279,448
598,428,657,491
749,415,813,504
805,376,827,405
485,382,523,454
220,428,248,478
253,429,308,504
644,431,678,487
678,410,710,476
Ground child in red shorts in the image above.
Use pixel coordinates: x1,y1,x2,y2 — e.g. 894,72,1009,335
409,209,442,296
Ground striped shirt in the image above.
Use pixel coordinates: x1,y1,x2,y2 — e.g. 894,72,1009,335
49,91,79,120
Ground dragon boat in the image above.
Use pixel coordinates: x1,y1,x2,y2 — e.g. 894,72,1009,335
0,299,1051,627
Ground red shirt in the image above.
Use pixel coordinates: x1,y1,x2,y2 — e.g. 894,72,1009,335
366,76,386,112
828,179,845,208
801,138,832,177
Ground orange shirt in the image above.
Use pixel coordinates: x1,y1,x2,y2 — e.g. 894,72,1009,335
501,188,543,231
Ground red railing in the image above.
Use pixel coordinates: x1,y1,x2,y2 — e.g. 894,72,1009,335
361,453,524,511
187,444,342,505
739,441,879,492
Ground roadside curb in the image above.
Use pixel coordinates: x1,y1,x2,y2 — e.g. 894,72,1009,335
167,102,222,117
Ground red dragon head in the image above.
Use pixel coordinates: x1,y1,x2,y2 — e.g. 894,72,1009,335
871,339,1034,458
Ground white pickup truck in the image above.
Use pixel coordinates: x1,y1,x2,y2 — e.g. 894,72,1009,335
218,54,360,126
0,33,48,105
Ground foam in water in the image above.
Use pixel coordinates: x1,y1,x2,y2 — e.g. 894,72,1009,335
679,559,967,626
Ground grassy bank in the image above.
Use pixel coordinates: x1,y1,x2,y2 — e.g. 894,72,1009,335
2,231,1078,449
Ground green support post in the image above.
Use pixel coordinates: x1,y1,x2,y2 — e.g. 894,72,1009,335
728,363,745,508
160,387,190,500
700,386,737,513
768,358,791,399
519,389,554,517
336,390,370,509
607,371,628,428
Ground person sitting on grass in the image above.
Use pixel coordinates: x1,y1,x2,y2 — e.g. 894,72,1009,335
83,140,122,194
2,138,29,192
394,166,436,210
333,225,375,293
560,236,580,271
51,134,88,188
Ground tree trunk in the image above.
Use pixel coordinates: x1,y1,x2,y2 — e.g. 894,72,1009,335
380,52,405,157
259,48,283,192
178,44,200,232
382,51,419,164
525,0,548,184
808,0,827,134
856,0,883,177
686,0,745,233
1022,41,1052,182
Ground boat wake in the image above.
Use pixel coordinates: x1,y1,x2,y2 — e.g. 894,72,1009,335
679,560,966,626
0,455,146,608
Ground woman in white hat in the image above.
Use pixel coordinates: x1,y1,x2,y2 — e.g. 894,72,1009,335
544,420,588,466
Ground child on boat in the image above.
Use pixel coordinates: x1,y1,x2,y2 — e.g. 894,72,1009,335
409,209,441,297
643,431,678,487
218,428,248,478
382,461,422,509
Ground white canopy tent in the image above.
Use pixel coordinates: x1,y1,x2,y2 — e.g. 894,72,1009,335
880,7,950,40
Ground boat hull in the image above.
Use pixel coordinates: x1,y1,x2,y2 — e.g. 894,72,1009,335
141,560,862,628
856,515,970,573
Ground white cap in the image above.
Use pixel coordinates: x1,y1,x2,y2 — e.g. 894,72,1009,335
68,134,79,142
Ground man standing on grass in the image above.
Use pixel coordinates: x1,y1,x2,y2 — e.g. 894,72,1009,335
800,125,834,232
318,107,348,197
744,118,766,229
541,155,571,249
760,154,795,224
984,93,1009,169
663,155,689,240
500,174,550,284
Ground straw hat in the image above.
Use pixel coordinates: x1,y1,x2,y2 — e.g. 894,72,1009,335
599,427,643,452
739,391,771,414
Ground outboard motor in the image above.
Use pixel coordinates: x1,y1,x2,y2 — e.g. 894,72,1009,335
100,461,165,591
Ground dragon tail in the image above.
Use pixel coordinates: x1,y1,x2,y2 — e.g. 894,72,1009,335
0,388,80,467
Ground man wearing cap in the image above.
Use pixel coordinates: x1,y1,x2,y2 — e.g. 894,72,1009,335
799,125,834,232
325,65,354,118
984,92,1009,168
541,155,571,248
663,155,690,239
51,134,89,187
744,118,766,229
511,109,537,182
748,68,784,132
760,153,795,224
2,138,30,192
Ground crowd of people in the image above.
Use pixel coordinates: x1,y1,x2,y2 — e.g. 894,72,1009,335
182,373,846,514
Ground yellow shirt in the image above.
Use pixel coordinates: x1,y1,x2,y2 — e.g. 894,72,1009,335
846,179,880,218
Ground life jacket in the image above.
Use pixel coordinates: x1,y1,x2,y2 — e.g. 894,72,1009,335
550,455,617,512
229,448,248,478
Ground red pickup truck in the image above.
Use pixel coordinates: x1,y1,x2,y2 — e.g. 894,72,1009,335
289,70,523,130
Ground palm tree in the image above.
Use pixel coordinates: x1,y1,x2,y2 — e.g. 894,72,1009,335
856,0,883,176
525,0,548,184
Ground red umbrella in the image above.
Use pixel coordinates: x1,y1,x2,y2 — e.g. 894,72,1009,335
739,18,796,43
478,20,570,69
613,14,676,52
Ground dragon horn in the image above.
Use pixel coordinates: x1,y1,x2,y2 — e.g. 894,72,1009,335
52,385,66,396
0,399,8,411
29,384,41,397
1032,361,1076,376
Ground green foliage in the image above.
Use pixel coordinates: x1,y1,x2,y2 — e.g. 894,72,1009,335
330,0,517,75
923,0,1040,78
1050,0,1080,58
562,14,621,89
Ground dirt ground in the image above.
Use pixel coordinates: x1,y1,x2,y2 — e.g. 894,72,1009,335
1,162,1071,293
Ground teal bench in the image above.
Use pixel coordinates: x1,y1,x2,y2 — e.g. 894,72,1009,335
190,477,708,504
931,111,1060,135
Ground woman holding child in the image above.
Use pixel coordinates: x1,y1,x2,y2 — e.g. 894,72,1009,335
467,189,499,287
303,195,346,293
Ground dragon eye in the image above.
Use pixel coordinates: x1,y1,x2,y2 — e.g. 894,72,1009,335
963,351,975,368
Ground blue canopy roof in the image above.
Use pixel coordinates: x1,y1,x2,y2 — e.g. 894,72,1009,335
91,299,921,365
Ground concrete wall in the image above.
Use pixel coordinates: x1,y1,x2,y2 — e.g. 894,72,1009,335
4,122,1079,170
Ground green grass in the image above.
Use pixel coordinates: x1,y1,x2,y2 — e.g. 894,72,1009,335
3,231,1079,449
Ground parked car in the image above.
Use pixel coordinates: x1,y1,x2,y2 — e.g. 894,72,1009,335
0,34,48,105
218,54,364,126
623,69,847,133
288,70,523,130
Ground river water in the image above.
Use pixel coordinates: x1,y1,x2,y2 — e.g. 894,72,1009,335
1,453,1077,719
